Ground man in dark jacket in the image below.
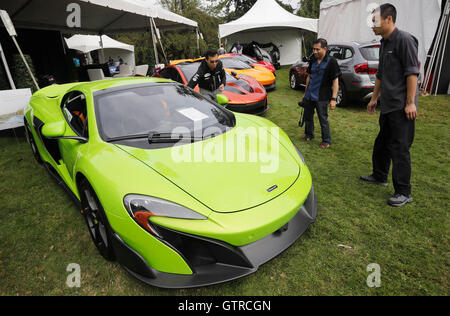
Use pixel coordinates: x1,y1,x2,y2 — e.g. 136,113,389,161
188,50,226,103
302,38,341,149
360,3,419,207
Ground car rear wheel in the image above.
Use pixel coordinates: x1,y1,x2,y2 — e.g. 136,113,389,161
336,80,348,107
24,119,42,164
290,72,300,90
80,180,115,261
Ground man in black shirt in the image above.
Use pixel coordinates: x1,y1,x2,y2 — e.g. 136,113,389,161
188,50,226,103
360,3,419,207
302,38,341,149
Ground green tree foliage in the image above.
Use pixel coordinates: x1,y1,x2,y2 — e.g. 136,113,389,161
159,0,220,59
296,0,321,18
10,55,38,93
113,1,221,64
296,0,321,56
112,32,156,67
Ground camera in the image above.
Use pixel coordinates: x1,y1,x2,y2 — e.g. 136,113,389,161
302,53,314,63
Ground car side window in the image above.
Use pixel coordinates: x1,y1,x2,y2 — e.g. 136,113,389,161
344,48,354,59
328,46,343,60
62,91,88,138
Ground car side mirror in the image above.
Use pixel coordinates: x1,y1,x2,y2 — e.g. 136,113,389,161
42,121,66,138
216,94,229,106
42,120,88,143
231,71,238,78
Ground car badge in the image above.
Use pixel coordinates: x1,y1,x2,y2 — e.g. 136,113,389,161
267,185,278,192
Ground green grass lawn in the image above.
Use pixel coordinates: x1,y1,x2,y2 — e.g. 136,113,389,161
0,67,448,295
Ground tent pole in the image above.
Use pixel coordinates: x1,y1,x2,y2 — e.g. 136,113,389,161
0,40,16,89
150,17,159,65
98,34,105,64
434,7,449,96
196,28,200,54
151,17,168,64
424,0,448,92
11,36,39,90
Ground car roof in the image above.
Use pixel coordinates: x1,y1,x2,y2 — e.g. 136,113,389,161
34,77,174,98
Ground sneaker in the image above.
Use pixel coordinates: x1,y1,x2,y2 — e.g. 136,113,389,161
320,143,330,149
388,193,413,207
302,136,313,142
360,175,388,186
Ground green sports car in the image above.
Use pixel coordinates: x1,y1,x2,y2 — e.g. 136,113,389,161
24,77,317,288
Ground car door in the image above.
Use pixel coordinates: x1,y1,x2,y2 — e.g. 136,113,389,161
59,91,89,179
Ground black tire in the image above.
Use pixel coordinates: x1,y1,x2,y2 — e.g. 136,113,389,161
336,80,348,107
24,119,43,164
290,72,300,90
79,180,115,261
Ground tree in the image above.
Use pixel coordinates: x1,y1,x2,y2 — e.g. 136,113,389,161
159,0,220,58
296,0,321,56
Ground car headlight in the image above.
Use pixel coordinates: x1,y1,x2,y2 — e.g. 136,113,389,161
124,194,207,237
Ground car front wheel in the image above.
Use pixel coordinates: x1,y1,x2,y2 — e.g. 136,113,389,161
336,80,348,107
79,180,115,261
290,72,300,90
24,119,42,164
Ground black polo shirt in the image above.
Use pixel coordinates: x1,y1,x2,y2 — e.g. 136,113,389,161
377,28,420,114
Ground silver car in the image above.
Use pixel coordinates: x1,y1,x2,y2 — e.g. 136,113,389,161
289,41,380,106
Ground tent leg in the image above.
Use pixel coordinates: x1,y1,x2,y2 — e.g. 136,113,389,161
434,3,450,95
151,17,167,64
150,17,159,65
11,36,39,90
98,34,105,64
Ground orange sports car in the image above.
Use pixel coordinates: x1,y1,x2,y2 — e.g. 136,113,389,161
155,59,269,115
218,56,277,91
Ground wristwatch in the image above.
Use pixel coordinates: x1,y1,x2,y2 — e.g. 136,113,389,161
331,97,337,101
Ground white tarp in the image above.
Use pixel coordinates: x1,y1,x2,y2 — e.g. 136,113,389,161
319,0,442,77
219,0,318,66
65,34,135,68
65,35,134,53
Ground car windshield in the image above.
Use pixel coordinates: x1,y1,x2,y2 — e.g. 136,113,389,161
360,45,380,61
94,83,235,143
233,54,257,64
220,58,253,70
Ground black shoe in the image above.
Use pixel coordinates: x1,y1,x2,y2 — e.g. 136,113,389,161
388,193,413,207
360,175,388,187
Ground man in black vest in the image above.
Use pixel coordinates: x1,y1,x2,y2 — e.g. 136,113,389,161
188,50,226,103
360,3,419,207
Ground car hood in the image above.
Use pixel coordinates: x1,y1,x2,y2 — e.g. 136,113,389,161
225,68,275,85
116,115,300,213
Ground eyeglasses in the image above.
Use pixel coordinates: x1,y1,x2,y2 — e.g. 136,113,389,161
208,60,219,64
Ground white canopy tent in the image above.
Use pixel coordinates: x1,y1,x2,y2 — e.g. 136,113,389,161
219,0,318,66
0,0,199,65
0,0,199,130
318,0,443,78
65,34,135,68
0,0,198,33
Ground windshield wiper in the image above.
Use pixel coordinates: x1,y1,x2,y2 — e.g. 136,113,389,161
147,132,203,144
106,131,203,144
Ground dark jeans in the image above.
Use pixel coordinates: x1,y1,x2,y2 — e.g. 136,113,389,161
304,99,331,144
372,109,415,196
